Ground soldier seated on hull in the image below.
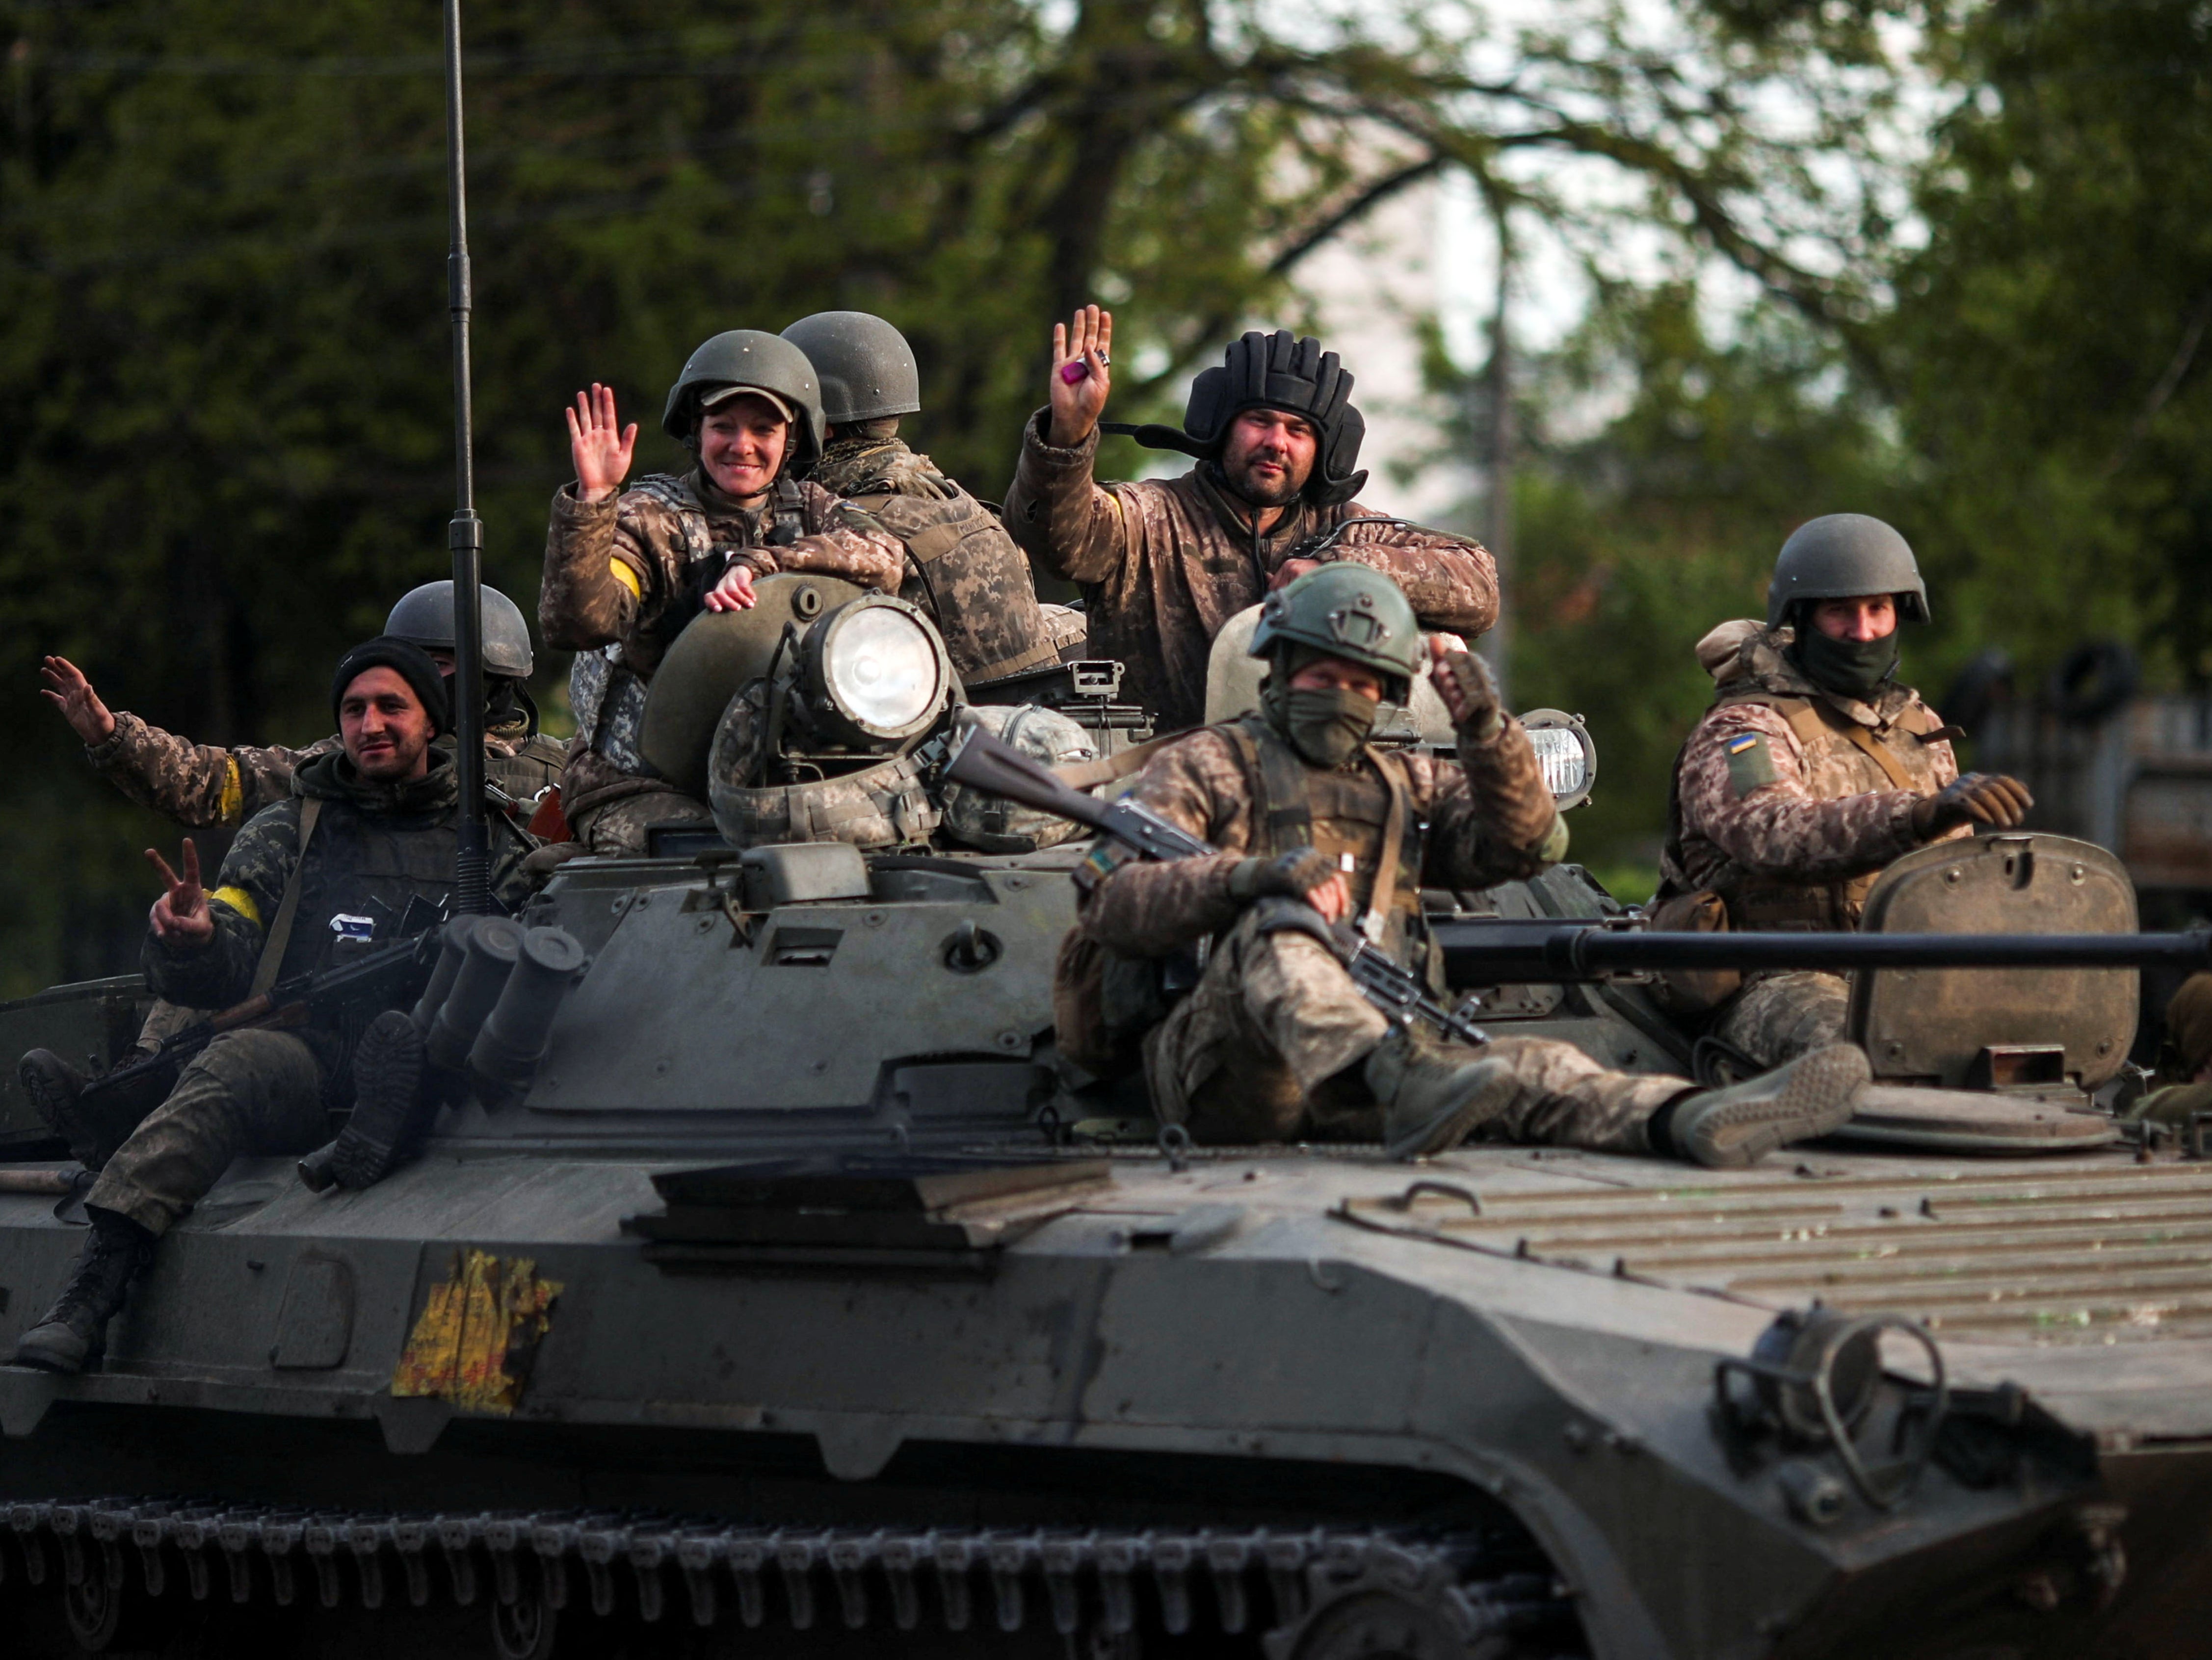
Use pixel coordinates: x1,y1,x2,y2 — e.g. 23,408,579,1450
1069,564,1871,1165
546,331,932,856
1658,515,2034,1069
1000,305,1500,735
10,640,534,1375
39,580,563,827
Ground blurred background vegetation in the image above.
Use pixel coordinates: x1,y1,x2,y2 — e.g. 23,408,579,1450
0,0,2207,991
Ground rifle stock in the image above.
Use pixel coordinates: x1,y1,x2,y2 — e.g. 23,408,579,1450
77,931,438,1111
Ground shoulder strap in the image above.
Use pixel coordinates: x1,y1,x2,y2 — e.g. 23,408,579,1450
1053,732,1179,793
248,797,322,997
1358,749,1411,944
1834,719,1919,792
1728,688,1919,792
1225,717,1314,854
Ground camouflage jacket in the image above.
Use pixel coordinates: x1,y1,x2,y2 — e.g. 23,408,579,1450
1001,411,1499,733
1660,620,1961,929
144,748,533,1024
540,466,911,804
85,709,564,829
801,434,1061,684
1079,712,1562,960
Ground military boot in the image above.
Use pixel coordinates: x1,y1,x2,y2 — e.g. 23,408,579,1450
1666,1044,1870,1169
20,1048,172,1170
11,1210,156,1373
1365,1026,1506,1160
327,1010,430,1191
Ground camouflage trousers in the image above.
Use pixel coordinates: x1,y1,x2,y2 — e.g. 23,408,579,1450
1144,910,1683,1150
569,787,715,857
1712,971,1850,1072
86,1030,331,1238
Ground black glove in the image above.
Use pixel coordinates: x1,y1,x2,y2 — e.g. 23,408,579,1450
1228,847,1341,902
1910,772,2034,838
1433,649,1504,742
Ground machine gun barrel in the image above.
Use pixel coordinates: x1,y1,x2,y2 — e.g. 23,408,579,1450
1430,920,2212,983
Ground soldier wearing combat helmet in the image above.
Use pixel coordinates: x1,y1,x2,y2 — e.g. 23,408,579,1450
1658,514,2035,1068
695,312,1082,682
1073,564,1870,1166
39,581,561,830
1001,306,1499,734
542,330,919,855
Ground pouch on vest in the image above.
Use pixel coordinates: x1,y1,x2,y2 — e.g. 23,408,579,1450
1641,887,1740,1016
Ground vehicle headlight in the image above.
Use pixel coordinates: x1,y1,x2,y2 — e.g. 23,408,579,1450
1519,709,1596,810
800,594,951,746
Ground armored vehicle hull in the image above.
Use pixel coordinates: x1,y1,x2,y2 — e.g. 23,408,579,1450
3,843,2211,1659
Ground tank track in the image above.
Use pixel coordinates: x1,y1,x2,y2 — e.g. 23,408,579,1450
2,1495,1581,1651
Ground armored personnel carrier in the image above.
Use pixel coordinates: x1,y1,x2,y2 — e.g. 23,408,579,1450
3,577,2212,1660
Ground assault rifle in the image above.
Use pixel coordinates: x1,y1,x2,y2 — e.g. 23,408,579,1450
943,725,2212,1019
944,726,1492,1045
78,915,444,1112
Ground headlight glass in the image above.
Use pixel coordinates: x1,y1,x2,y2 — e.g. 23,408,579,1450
820,602,945,737
1519,709,1597,810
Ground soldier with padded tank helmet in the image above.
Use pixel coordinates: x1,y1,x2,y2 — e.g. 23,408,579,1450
1658,514,2035,1068
40,581,562,829
697,311,1081,683
540,329,922,856
1001,306,1499,734
1071,564,1870,1166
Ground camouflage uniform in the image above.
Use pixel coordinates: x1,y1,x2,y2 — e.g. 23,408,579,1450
804,433,1076,682
87,750,533,1236
1077,715,1684,1146
539,466,912,854
1001,412,1500,733
1660,620,1963,1068
84,710,564,830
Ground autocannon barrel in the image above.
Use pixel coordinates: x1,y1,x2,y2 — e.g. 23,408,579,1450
1429,921,2212,982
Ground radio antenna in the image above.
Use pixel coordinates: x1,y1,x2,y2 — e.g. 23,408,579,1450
443,0,489,914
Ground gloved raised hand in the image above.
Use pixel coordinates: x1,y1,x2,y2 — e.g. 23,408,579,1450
1429,641,1504,743
1910,772,2034,838
1229,847,1350,924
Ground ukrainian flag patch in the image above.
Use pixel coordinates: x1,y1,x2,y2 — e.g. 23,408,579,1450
1724,732,1777,796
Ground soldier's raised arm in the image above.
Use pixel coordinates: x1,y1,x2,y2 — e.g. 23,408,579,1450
541,383,654,653
1001,305,1132,584
44,655,321,829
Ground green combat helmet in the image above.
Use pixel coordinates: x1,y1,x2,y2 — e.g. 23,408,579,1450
660,329,827,467
1767,513,1930,627
780,312,921,426
1249,562,1422,703
385,580,534,679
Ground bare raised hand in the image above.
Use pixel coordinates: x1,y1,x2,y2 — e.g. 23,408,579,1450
702,562,759,614
1047,305,1114,448
40,656,115,745
146,838,216,948
567,383,637,504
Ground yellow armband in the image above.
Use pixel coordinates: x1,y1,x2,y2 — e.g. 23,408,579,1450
211,885,262,929
608,558,642,599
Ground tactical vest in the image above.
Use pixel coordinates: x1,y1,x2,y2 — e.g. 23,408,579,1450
266,796,462,984
1676,690,1946,932
840,486,1060,685
1221,716,1425,962
487,734,566,801
570,472,806,776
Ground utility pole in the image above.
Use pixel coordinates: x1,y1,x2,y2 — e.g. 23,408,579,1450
443,0,489,915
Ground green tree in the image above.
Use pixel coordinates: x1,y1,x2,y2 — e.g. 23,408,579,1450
0,0,1931,991
1881,0,2212,685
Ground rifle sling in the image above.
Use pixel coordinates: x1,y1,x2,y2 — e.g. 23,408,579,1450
248,797,321,999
